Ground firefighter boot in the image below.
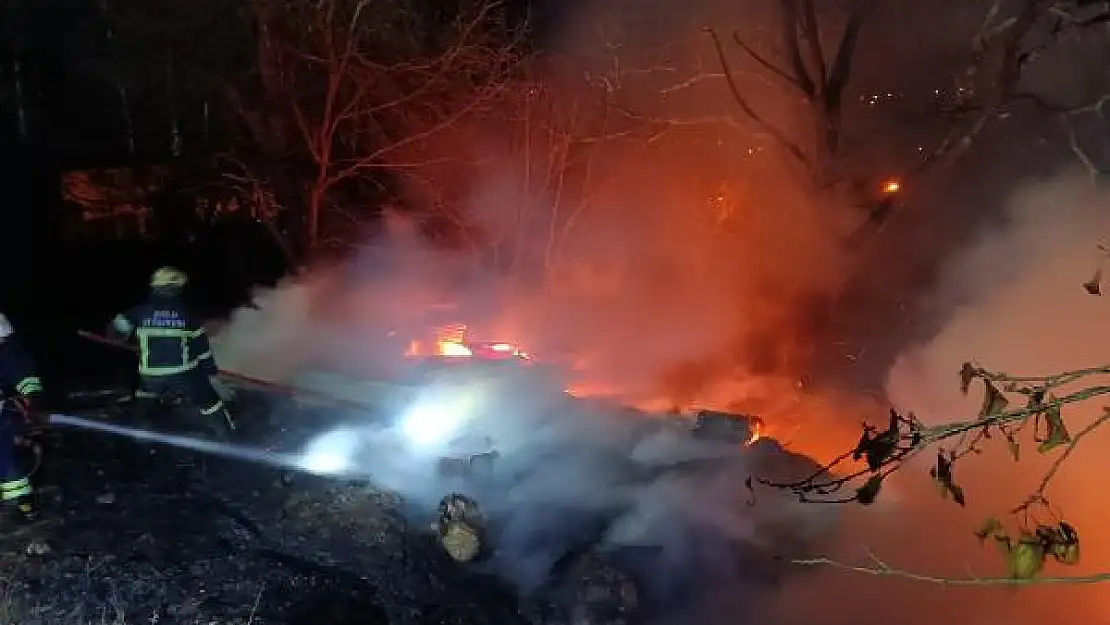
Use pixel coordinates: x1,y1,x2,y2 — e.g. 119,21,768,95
0,487,38,526
13,494,37,523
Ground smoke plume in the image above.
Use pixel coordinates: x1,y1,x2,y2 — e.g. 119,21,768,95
205,0,1049,622
210,192,848,623
765,173,1110,625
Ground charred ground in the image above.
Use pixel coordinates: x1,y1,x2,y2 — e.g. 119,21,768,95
3,393,528,625
0,378,825,625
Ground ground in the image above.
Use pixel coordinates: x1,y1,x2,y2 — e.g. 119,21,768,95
0,382,812,625
0,395,534,625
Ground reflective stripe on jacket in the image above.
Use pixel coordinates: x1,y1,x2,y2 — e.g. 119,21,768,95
0,337,42,400
117,296,217,377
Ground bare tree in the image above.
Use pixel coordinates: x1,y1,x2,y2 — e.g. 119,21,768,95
859,0,1110,208
702,0,882,189
247,0,525,253
582,0,1110,236
0,0,31,143
81,0,247,157
580,0,893,212
480,77,619,287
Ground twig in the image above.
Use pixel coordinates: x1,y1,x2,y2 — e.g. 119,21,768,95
760,359,1110,585
1026,407,1110,504
790,550,1110,586
246,583,264,624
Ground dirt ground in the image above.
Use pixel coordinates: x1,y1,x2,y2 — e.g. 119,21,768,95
0,411,534,625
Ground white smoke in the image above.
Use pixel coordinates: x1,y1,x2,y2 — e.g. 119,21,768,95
208,239,842,625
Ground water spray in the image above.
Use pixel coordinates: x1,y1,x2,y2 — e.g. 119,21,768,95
47,413,344,477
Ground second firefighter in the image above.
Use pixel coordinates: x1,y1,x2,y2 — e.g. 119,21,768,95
108,267,237,439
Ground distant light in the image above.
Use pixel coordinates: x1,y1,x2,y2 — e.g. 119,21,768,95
881,180,901,194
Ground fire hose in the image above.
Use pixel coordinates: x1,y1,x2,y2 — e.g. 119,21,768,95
76,331,495,562
75,330,381,411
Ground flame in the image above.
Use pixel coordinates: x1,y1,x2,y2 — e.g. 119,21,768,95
404,337,473,357
437,340,473,357
404,326,532,360
399,320,830,458
745,416,765,445
881,179,901,194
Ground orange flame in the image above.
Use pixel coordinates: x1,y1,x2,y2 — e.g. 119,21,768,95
881,179,901,194
745,416,765,445
437,339,473,357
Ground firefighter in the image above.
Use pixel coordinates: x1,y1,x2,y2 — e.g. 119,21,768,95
107,267,237,440
0,313,45,522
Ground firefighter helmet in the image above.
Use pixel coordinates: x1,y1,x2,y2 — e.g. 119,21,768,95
0,313,11,340
150,267,188,289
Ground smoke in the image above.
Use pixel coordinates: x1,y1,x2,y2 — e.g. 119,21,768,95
202,0,1010,622
211,0,864,436
763,173,1110,625
205,198,850,620
288,372,834,624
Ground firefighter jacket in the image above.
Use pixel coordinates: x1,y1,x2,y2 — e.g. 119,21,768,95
0,337,43,402
112,296,218,377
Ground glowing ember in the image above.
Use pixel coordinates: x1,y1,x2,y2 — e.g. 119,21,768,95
881,179,901,194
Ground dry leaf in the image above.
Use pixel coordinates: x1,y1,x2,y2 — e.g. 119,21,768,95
1004,434,1020,461
993,534,1012,559
959,362,977,395
929,453,967,507
979,380,1009,418
852,414,899,472
1037,403,1070,454
1052,541,1080,565
974,517,1004,544
1050,522,1080,565
1007,535,1045,580
1083,268,1102,296
856,474,884,505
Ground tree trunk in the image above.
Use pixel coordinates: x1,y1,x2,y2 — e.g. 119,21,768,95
12,58,27,142
306,175,325,252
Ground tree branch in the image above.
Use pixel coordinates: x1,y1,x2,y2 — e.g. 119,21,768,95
790,549,1110,586
729,31,807,93
798,0,827,89
760,360,1110,584
703,27,810,169
777,0,816,97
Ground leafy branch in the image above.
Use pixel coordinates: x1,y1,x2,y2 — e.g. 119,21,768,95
760,358,1110,583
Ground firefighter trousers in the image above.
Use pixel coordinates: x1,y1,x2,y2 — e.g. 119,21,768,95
134,370,236,440
0,401,34,517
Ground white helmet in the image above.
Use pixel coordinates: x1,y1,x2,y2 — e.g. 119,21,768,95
0,313,11,340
